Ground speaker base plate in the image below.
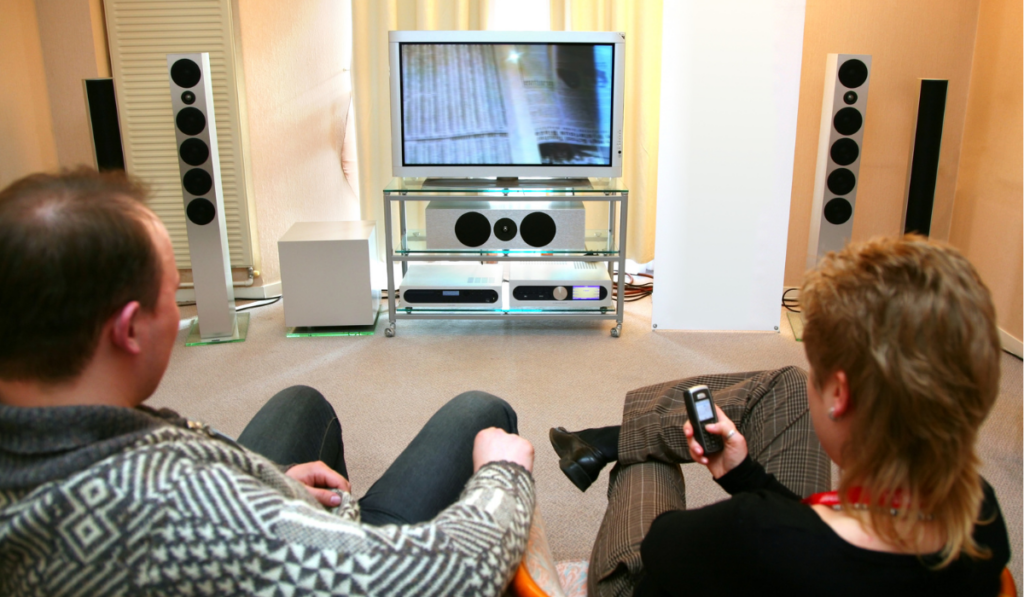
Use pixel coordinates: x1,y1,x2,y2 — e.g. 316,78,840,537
285,310,380,338
185,312,249,346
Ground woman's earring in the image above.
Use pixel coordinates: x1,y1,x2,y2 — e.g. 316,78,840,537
828,406,838,421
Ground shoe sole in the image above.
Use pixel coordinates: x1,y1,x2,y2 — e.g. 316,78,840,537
559,457,596,492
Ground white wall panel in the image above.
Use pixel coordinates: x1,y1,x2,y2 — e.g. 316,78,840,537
651,0,806,331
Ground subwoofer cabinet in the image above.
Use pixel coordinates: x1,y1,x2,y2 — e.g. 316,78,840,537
382,178,628,337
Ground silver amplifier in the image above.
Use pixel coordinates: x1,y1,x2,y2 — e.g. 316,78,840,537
509,261,612,310
399,263,503,309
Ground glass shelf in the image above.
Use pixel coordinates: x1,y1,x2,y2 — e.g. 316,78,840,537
384,177,628,197
394,229,615,255
393,307,619,317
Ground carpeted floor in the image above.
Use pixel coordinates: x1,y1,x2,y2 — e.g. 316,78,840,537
153,297,1023,587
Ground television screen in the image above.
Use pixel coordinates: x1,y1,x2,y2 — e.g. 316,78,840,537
389,31,624,179
400,43,613,167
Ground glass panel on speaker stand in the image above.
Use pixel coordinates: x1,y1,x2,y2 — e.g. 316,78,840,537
184,312,250,347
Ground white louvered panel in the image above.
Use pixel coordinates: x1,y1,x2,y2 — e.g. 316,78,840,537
104,0,256,270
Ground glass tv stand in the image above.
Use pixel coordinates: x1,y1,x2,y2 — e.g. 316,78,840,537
382,177,628,337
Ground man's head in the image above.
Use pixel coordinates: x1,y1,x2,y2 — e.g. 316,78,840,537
0,168,180,400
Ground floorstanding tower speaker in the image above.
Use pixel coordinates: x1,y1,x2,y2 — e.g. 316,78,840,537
83,78,125,171
806,54,871,270
167,52,242,342
902,79,948,236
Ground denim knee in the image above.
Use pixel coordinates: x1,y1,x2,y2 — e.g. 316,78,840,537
267,385,333,416
449,391,519,434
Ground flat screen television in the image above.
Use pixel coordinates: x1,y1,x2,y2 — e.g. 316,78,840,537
389,30,625,180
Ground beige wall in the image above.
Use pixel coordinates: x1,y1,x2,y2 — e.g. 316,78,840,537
785,0,982,284
948,0,1023,340
236,0,360,284
0,0,58,188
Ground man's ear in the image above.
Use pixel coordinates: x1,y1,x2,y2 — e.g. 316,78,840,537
110,301,143,355
829,369,851,418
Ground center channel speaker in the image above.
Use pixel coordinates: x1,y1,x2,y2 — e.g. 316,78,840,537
425,201,586,250
806,54,871,270
168,52,238,340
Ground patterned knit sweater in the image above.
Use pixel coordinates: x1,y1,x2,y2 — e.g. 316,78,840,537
0,403,535,596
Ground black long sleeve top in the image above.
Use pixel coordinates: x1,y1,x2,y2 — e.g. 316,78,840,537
635,457,1010,597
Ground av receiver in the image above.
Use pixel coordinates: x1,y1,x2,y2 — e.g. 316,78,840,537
425,201,586,251
399,263,503,309
509,262,612,310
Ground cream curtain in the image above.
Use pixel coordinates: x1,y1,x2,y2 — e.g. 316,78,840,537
351,1,489,252
350,0,662,262
552,0,662,262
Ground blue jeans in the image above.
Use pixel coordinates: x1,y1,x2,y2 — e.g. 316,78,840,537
237,386,518,526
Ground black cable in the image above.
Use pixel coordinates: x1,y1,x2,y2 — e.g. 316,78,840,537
236,295,282,312
612,271,653,302
782,288,801,313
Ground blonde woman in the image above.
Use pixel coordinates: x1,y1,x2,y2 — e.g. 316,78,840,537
551,236,1010,596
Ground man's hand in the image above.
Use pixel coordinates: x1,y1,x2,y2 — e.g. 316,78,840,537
286,461,351,507
473,427,534,473
683,404,748,479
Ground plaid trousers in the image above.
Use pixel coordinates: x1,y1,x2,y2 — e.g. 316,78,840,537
588,367,832,597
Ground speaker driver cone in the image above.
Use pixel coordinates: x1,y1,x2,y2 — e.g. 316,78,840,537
827,168,856,196
171,59,202,88
176,107,206,136
179,138,210,166
837,59,868,88
833,108,863,136
830,138,859,166
183,168,213,196
520,212,557,247
454,212,491,247
186,198,216,226
823,198,853,225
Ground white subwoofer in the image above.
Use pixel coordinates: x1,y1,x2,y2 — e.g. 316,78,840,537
424,201,586,251
168,52,237,340
806,53,871,270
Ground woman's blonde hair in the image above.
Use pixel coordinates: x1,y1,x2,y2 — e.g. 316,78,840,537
801,235,1001,567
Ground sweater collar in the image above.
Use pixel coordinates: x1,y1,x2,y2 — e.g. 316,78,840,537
0,402,186,491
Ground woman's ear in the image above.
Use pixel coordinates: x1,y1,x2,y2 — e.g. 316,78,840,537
828,369,851,418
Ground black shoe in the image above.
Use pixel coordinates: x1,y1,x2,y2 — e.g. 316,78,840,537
549,427,609,492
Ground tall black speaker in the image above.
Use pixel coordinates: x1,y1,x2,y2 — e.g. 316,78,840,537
167,52,242,342
806,54,871,270
902,79,948,236
83,78,125,171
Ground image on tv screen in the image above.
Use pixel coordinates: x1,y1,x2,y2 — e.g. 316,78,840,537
400,43,613,166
